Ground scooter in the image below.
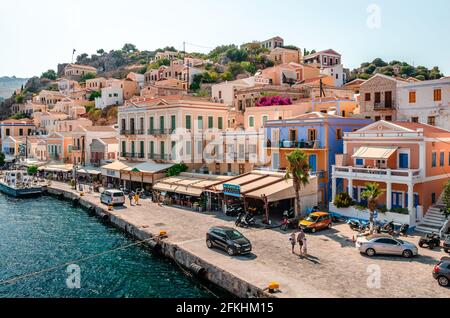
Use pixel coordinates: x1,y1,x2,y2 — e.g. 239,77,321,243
393,224,410,237
347,219,369,232
235,211,248,228
226,205,243,217
377,220,395,235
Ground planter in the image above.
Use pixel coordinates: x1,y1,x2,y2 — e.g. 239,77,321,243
329,203,412,225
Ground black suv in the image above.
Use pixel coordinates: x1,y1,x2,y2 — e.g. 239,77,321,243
206,226,252,256
443,236,450,254
433,257,450,287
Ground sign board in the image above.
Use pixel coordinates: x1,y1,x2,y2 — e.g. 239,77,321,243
223,184,241,198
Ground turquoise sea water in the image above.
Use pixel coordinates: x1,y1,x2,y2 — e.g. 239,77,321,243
0,194,213,298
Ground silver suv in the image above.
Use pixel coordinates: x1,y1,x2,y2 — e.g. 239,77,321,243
356,234,418,258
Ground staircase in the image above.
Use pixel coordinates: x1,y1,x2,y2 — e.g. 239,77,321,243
416,201,448,234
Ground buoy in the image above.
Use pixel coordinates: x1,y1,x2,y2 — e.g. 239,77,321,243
267,281,280,293
108,205,113,211
159,230,168,238
80,192,84,197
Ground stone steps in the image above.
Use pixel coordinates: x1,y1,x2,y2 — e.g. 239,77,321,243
416,204,448,235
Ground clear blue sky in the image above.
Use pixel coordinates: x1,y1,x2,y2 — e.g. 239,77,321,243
1,0,449,78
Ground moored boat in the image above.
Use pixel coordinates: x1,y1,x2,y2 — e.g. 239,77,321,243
0,170,45,197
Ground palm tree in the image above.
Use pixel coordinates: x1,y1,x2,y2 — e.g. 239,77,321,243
285,150,310,218
361,182,385,234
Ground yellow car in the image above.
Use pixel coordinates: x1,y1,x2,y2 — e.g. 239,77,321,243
299,212,332,233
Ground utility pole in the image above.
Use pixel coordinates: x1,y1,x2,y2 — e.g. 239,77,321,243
320,78,325,98
184,41,189,92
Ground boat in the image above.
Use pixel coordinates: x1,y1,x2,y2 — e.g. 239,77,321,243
0,170,45,197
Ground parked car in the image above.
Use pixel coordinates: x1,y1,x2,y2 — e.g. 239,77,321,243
206,226,252,256
100,189,125,206
433,257,450,287
299,212,332,233
443,237,450,254
356,234,418,258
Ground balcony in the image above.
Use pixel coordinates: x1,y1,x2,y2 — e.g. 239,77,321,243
147,128,176,135
374,102,393,110
147,153,172,161
122,153,139,159
267,140,320,149
333,166,422,183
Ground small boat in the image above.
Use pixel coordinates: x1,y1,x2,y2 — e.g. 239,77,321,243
0,170,45,197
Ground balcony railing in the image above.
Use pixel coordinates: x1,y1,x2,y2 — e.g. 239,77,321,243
122,152,139,159
147,153,172,161
374,102,393,110
147,128,176,135
333,166,422,182
267,140,320,149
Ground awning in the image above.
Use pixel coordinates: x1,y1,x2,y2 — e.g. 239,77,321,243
101,161,135,171
152,183,203,197
245,179,296,202
122,162,174,174
39,164,73,172
352,146,398,160
77,167,101,175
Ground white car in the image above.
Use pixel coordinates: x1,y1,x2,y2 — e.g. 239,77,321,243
100,189,125,206
356,234,418,258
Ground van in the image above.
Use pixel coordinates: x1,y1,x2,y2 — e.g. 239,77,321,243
100,189,125,206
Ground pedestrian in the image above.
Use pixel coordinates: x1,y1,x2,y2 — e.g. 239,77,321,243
281,216,289,231
297,228,305,255
301,237,308,256
289,232,296,254
128,192,133,206
134,192,140,206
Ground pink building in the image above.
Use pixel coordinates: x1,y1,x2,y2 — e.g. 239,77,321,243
331,120,450,229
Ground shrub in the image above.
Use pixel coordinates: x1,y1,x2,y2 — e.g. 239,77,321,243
256,96,292,106
333,192,354,208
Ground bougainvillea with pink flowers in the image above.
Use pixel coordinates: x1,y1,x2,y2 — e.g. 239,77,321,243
256,96,292,106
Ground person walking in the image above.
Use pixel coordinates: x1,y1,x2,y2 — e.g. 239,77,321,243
128,192,134,206
289,232,296,254
297,228,305,256
301,237,308,256
134,192,140,206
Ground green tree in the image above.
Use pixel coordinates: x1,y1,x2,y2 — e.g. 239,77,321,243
97,49,105,55
0,152,5,166
221,71,233,81
240,61,257,74
41,69,57,80
284,150,310,218
228,62,244,78
15,94,25,104
89,91,101,101
372,58,387,67
442,180,450,218
27,165,38,175
166,163,188,177
225,47,248,62
361,182,385,234
122,43,138,53
79,72,97,82
364,64,377,74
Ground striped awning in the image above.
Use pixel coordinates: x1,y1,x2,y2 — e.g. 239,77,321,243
352,146,398,159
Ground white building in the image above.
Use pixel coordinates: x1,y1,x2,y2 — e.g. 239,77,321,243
211,77,255,105
397,77,450,129
320,64,346,87
95,86,124,109
303,49,345,87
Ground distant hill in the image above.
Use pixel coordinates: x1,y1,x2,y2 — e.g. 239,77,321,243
0,76,29,98
349,58,444,81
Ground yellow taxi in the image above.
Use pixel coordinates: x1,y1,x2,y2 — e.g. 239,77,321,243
298,212,332,233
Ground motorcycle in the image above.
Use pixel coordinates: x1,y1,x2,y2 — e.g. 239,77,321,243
226,204,243,217
376,220,395,235
235,212,256,228
347,219,369,232
419,233,441,249
393,224,409,237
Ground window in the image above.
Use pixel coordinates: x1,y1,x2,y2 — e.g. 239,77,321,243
149,141,154,156
374,92,381,104
440,152,445,167
160,141,165,156
185,115,191,130
121,141,126,156
208,116,213,129
409,91,416,103
19,128,23,136
428,116,436,126
171,115,176,130
432,152,437,167
6,128,10,136
262,115,268,127
355,158,364,166
139,141,144,158
218,91,222,99
374,116,381,122
336,128,342,140
434,89,442,101
432,193,436,204
185,140,191,156
248,116,255,128
218,117,223,130
239,164,245,175
149,117,154,132
399,153,409,169
365,93,371,101
308,129,317,142
411,117,419,123
197,116,203,129
385,116,392,121
159,116,165,130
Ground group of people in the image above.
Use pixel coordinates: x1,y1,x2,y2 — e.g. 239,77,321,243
128,192,140,206
289,228,308,256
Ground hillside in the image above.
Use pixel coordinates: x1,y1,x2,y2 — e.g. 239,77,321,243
0,76,28,98
349,58,444,81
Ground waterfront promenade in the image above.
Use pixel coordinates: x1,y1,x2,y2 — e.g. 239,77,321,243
49,182,450,298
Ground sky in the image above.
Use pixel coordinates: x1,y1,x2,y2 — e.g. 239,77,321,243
1,0,449,78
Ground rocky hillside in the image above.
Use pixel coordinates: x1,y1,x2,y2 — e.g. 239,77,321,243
0,76,28,98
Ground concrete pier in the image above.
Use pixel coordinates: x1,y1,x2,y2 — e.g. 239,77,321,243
46,182,450,298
